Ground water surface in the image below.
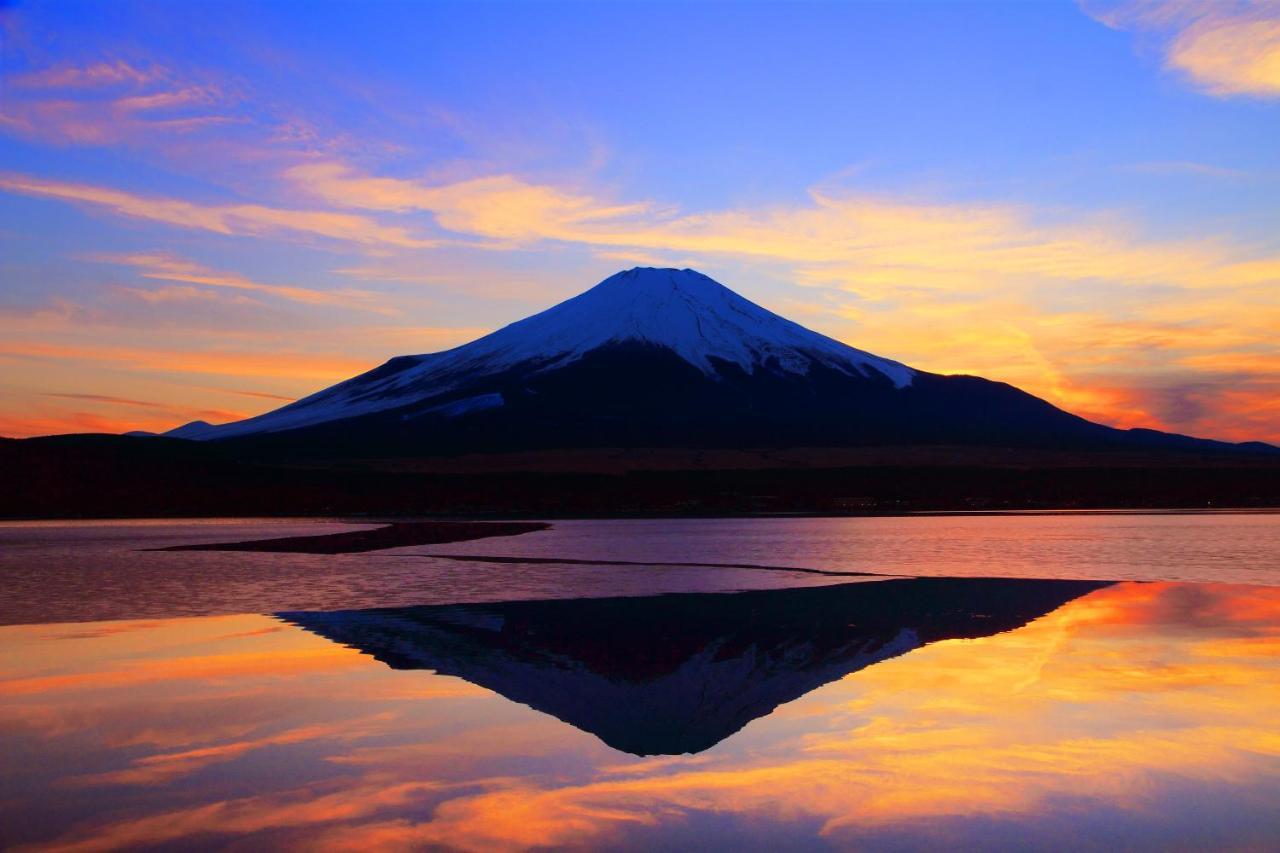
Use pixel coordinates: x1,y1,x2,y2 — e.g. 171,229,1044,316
2,513,1278,625
2,514,1279,850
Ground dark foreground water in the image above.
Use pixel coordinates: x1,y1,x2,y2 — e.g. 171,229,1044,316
1,515,1279,850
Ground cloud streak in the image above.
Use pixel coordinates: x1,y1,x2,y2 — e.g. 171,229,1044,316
0,340,372,381
97,253,398,314
0,173,437,249
0,59,240,147
285,160,1274,293
1083,0,1280,98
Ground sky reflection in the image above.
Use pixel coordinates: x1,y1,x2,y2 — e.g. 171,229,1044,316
2,581,1279,851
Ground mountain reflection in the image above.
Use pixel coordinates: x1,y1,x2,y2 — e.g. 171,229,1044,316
281,577,1108,755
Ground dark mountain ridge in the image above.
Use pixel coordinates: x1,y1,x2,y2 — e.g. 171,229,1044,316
164,268,1271,459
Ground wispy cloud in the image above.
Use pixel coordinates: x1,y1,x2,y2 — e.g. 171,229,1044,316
0,404,249,438
113,284,262,306
284,160,1275,295
8,60,164,90
1082,1,1280,98
0,59,240,146
215,387,296,403
97,253,398,314
286,161,654,244
42,392,176,409
0,173,437,249
0,340,372,381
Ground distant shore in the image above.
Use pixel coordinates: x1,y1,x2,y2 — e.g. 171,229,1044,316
6,434,1280,520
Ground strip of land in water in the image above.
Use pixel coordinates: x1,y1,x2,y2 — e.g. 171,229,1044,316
411,552,886,577
154,521,550,554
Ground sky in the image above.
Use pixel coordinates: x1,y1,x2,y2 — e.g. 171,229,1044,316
0,0,1277,442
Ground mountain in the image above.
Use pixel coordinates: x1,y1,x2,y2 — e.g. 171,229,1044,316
174,267,1270,456
164,420,220,440
189,267,914,442
282,578,1109,755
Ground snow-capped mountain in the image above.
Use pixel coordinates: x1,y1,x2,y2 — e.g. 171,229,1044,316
170,267,1270,455
198,267,914,439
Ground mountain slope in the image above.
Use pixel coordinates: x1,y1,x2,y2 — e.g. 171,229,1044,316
202,267,913,439
176,267,1271,456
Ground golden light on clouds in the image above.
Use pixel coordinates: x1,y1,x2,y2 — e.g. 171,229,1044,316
0,173,436,249
1172,17,1280,96
1084,0,1280,97
97,253,398,314
6,155,1279,438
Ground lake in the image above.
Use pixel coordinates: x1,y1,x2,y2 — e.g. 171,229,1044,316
2,514,1279,850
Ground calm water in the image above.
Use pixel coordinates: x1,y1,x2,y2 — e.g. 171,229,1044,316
2,514,1279,850
2,513,1279,625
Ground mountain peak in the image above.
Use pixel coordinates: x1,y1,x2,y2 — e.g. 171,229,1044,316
164,420,218,439
582,266,740,307
197,268,915,438
483,266,913,384
609,266,717,285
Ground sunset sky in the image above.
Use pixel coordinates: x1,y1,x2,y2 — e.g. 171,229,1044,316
1,0,1277,442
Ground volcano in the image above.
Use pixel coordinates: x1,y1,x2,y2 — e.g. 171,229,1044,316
169,267,1269,456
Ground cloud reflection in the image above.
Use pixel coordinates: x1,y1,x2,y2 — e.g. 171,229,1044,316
2,582,1278,850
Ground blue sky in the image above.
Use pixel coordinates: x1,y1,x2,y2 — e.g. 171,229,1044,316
1,0,1277,439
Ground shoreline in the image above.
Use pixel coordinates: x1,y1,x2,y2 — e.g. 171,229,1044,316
6,506,1280,523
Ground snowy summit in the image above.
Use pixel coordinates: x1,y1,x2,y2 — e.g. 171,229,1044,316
464,267,914,386
198,268,913,438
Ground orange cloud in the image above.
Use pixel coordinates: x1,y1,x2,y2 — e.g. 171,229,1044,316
39,781,453,853
67,715,397,788
215,387,296,403
289,163,1133,268
284,160,1278,298
42,393,174,409
1083,0,1280,97
0,392,251,438
0,296,488,436
287,161,652,244
0,411,170,438
0,646,364,698
96,252,398,314
0,340,370,380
